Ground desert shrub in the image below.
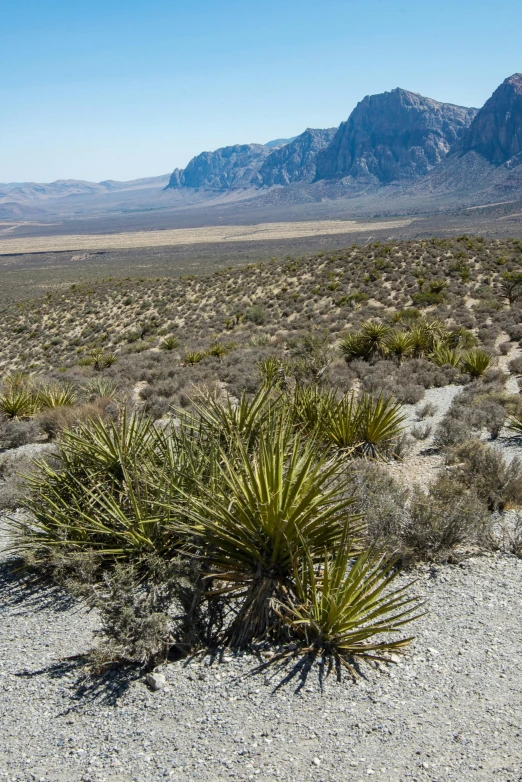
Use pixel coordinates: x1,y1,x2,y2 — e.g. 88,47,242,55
508,356,522,375
416,402,437,419
447,439,522,511
406,476,491,558
410,423,432,440
245,305,267,325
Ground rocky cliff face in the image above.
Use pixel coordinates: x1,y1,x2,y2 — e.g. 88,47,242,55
314,89,477,183
459,74,522,166
167,144,271,190
258,128,337,186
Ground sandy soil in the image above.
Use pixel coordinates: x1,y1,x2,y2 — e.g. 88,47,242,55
0,219,414,255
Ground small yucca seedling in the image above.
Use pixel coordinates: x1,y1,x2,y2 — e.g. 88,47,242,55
460,349,491,378
181,350,206,366
507,414,522,437
160,335,179,351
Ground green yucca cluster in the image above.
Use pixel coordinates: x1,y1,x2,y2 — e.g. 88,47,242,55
339,318,489,377
0,374,78,419
7,383,422,674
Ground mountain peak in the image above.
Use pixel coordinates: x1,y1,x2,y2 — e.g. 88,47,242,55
314,88,477,183
460,74,522,165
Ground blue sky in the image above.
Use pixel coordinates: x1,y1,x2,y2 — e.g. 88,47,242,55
1,0,521,183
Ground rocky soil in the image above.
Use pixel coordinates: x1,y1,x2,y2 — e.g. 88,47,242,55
1,518,521,782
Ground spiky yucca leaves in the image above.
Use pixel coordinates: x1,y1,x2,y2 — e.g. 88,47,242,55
508,413,522,437
383,330,415,364
160,335,180,351
360,321,390,357
257,356,284,386
189,384,280,450
84,377,120,401
324,393,406,459
289,385,338,434
460,349,491,378
0,387,40,419
429,341,462,368
280,543,423,679
182,350,206,366
37,382,77,409
177,423,363,647
338,332,372,362
207,341,228,359
7,412,188,564
356,394,407,458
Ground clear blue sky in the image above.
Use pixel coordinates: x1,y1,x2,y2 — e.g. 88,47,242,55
1,0,521,183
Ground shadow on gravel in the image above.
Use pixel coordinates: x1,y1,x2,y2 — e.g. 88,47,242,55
13,656,143,708
0,557,75,614
247,651,367,694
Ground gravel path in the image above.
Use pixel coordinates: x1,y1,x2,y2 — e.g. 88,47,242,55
1,521,522,782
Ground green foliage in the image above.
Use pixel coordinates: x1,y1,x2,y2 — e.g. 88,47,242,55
324,392,406,458
429,341,461,368
245,305,266,325
182,350,206,365
160,335,180,351
37,382,77,409
178,423,363,646
460,349,491,378
281,543,423,673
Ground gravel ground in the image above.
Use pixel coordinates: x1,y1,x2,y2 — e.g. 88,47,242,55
1,520,522,782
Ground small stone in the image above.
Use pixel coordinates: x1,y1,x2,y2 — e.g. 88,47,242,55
312,757,321,766
145,672,166,691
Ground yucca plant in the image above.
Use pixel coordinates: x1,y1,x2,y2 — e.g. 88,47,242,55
360,321,390,353
383,330,415,364
182,350,206,366
84,377,119,400
338,332,372,362
177,425,363,647
429,341,461,368
324,392,405,459
280,543,423,679
0,388,40,419
7,412,182,563
460,349,491,378
507,414,522,437
257,356,284,386
38,382,77,409
160,335,180,351
189,384,279,450
207,341,228,359
89,348,117,371
289,385,338,434
356,393,407,458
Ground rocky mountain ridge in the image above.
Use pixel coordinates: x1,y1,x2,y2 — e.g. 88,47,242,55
313,89,477,183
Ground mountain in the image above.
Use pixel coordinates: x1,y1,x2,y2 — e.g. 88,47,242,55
167,144,271,190
258,128,337,186
459,73,522,165
264,137,297,148
0,175,170,204
314,88,477,184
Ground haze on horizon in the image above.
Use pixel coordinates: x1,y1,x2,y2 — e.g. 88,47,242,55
2,0,521,184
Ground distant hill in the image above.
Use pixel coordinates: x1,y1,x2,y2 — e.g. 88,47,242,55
264,137,297,148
